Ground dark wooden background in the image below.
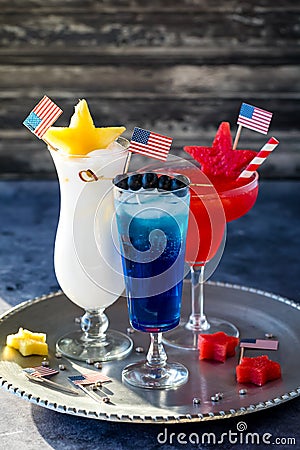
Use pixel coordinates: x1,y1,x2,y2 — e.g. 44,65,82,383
0,0,299,179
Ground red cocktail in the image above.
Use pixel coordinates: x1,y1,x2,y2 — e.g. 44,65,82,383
182,166,258,265
164,165,259,350
214,173,259,223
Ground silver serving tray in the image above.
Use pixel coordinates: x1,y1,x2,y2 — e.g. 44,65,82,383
0,281,300,424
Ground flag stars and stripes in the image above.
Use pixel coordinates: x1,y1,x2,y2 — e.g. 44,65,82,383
240,338,279,350
237,103,273,135
128,127,172,161
68,373,111,386
23,366,59,378
23,96,63,139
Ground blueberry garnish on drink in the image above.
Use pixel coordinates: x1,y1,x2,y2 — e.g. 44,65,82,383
113,172,189,195
142,172,158,189
157,174,172,191
113,174,129,190
127,173,143,191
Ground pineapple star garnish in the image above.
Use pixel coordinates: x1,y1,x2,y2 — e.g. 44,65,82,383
44,99,126,156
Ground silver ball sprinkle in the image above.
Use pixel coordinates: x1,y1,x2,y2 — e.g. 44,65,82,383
85,358,95,365
102,397,110,403
215,392,224,400
265,333,274,339
239,389,248,395
55,352,62,359
41,360,49,367
126,327,135,334
92,384,98,391
74,317,81,324
94,362,102,370
193,397,201,405
211,395,219,402
135,346,144,353
58,364,66,371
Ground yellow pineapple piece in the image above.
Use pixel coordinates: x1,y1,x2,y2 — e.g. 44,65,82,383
44,99,126,155
19,328,46,343
18,339,48,357
6,333,21,350
6,327,48,356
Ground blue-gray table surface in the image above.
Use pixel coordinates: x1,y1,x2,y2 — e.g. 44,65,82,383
0,180,299,450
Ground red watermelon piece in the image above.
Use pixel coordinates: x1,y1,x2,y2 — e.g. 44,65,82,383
236,355,281,386
184,122,257,179
198,331,239,363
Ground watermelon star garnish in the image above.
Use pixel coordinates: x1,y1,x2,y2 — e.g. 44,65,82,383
184,122,257,179
198,331,239,363
236,355,281,386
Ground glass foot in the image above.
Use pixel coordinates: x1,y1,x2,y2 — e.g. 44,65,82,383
163,317,239,350
56,329,133,362
122,361,188,389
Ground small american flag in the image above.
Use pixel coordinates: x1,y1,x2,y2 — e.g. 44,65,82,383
240,339,279,350
23,366,59,378
128,127,172,161
237,103,273,135
68,373,111,386
23,96,63,139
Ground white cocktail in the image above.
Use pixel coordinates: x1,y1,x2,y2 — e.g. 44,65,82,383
50,139,133,361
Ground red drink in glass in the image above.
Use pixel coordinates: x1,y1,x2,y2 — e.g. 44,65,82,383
163,165,259,349
183,167,259,266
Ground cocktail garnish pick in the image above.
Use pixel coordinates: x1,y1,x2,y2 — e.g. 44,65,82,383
23,96,63,143
123,127,173,173
23,366,59,377
24,372,79,395
68,373,111,385
237,137,279,180
68,373,114,404
238,338,279,364
233,102,273,149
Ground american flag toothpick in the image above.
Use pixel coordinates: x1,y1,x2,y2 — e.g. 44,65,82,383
68,373,111,386
239,338,279,364
233,102,273,149
23,366,59,377
123,127,173,173
23,366,79,395
23,96,62,139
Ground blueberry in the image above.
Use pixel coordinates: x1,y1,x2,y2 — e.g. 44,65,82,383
128,173,143,191
142,172,158,189
171,175,189,191
113,174,128,190
158,175,172,191
171,175,189,197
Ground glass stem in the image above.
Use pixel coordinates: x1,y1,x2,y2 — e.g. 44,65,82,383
146,333,167,368
81,308,109,343
186,265,210,331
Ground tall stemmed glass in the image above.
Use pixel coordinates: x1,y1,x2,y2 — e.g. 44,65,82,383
114,173,190,389
164,165,259,349
50,138,133,361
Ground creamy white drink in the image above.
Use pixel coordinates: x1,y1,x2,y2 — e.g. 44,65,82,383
50,142,127,310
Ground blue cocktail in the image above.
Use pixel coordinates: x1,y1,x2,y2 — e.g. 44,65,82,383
114,172,190,389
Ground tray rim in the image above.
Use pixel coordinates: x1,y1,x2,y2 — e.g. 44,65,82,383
0,281,300,425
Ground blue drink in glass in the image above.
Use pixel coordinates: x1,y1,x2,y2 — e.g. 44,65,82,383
114,172,190,389
116,203,188,333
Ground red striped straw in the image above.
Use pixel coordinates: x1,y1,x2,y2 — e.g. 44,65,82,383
237,137,279,180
